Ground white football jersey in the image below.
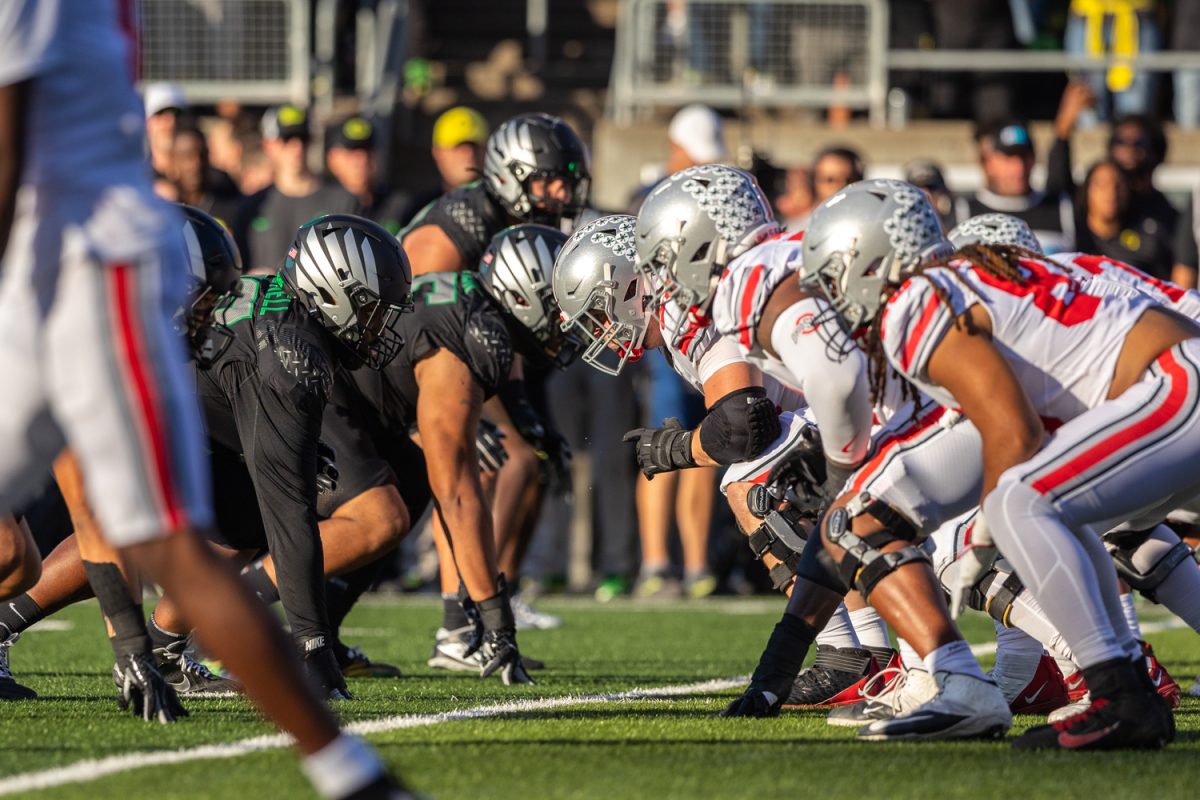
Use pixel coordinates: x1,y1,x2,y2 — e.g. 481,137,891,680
881,257,1154,426
1052,251,1200,320
0,0,149,205
711,229,806,352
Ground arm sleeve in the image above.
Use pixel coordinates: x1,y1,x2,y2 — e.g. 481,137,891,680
221,362,330,645
0,1,58,86
769,298,872,467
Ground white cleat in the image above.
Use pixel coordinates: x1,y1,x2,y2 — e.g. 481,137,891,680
510,595,562,631
426,626,482,672
826,666,937,728
857,672,1012,742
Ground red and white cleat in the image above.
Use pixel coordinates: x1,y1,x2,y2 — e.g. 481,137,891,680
1007,655,1069,715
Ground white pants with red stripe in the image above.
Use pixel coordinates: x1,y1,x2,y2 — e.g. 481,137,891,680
985,338,1200,669
0,188,212,546
842,399,983,534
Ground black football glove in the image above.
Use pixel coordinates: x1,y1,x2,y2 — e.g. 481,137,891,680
303,641,352,701
476,419,509,473
622,418,697,479
114,652,188,723
721,614,813,718
469,579,534,686
534,429,572,498
316,441,340,495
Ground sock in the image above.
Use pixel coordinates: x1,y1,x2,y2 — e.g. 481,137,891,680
1119,592,1143,640
1003,581,1076,664
83,561,150,660
301,734,385,800
640,561,670,579
242,561,280,605
0,594,43,641
991,621,1045,703
814,602,858,648
923,639,987,679
148,613,187,650
442,594,469,630
1054,654,1079,678
848,606,890,650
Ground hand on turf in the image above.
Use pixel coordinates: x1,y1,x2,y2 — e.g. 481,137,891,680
720,686,782,718
950,514,998,620
115,652,188,724
479,628,534,686
304,644,353,700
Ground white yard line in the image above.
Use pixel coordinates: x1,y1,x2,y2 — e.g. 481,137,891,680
0,677,746,796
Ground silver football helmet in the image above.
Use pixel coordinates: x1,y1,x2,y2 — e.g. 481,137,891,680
480,223,579,368
799,179,951,347
280,214,414,369
553,214,652,376
947,213,1044,254
483,112,591,225
634,164,778,340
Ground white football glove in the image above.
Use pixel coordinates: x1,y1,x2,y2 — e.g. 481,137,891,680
949,513,998,620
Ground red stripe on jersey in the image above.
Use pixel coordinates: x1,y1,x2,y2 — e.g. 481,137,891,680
108,264,187,531
848,406,947,494
900,291,942,373
676,312,707,356
1070,254,1186,302
739,264,765,350
1030,349,1190,495
968,259,1101,327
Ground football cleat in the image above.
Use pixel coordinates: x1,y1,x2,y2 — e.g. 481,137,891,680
1014,693,1174,750
427,626,483,672
1003,655,1069,715
511,594,563,630
154,638,241,696
0,635,35,701
1048,693,1090,724
338,643,402,678
857,672,1012,742
1141,641,1182,709
684,570,718,599
826,664,936,728
784,645,877,707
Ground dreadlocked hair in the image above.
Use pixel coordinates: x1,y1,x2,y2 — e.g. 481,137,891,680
862,242,1037,409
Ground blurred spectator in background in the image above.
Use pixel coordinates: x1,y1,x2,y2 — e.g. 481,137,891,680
234,105,356,270
238,141,275,197
170,125,242,224
905,159,956,230
1063,0,1161,125
955,119,1075,252
326,116,410,235
812,145,864,205
143,82,187,179
399,106,490,228
208,111,259,191
927,0,1018,120
1048,81,1176,252
1173,0,1200,129
1075,158,1174,279
774,165,814,231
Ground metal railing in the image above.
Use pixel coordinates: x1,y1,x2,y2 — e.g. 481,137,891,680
886,49,1200,72
138,0,310,104
608,0,889,125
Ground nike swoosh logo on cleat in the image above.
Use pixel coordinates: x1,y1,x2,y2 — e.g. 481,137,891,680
1058,723,1118,749
1149,672,1164,687
1022,685,1046,704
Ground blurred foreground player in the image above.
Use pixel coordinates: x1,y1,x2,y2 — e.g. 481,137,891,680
0,3,411,796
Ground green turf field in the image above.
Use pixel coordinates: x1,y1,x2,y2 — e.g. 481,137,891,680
0,596,1197,800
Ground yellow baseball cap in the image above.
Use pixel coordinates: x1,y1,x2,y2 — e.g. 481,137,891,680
433,107,488,149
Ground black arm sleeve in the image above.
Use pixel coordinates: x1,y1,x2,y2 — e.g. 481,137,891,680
221,361,330,646
1044,137,1075,201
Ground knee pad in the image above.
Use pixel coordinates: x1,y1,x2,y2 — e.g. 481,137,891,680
1105,527,1196,602
745,505,808,593
973,569,1025,627
822,494,930,599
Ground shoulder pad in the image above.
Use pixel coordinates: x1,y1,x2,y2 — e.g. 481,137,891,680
256,319,334,402
463,306,514,394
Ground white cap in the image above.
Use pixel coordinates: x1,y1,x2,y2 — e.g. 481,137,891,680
143,82,187,118
668,104,725,165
